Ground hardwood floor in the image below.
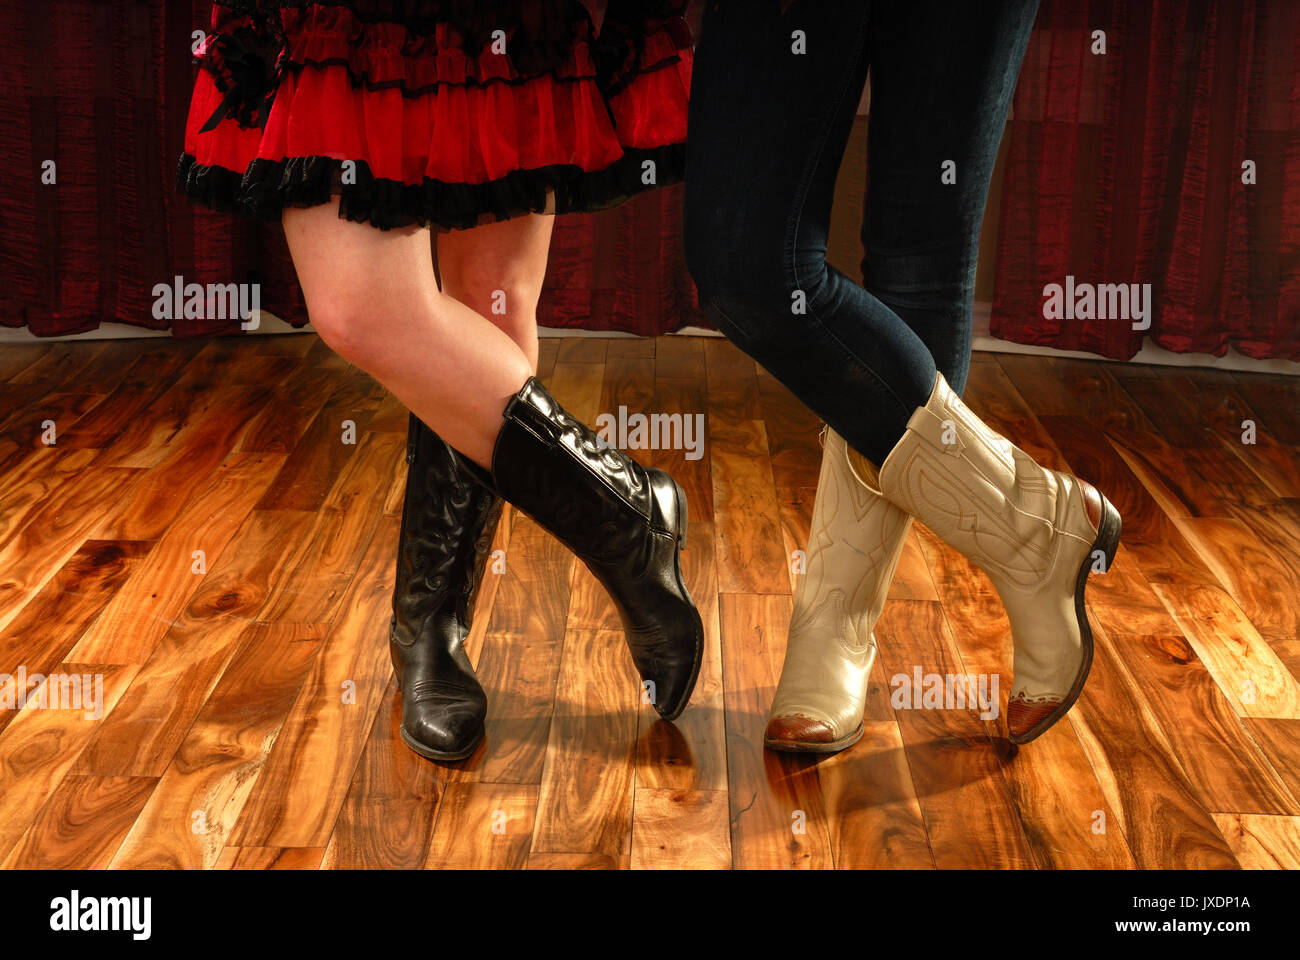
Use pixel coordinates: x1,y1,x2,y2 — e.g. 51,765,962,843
0,333,1298,869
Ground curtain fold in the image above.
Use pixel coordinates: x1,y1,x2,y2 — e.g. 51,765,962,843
991,0,1300,361
0,1,707,339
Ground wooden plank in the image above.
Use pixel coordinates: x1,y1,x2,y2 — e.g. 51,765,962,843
72,512,318,777
1198,381,1300,499
535,338,560,381
1068,630,1241,868
527,851,627,869
0,443,99,549
1036,414,1218,586
1153,583,1300,719
1080,547,1186,641
0,775,157,869
216,847,325,870
709,414,789,594
425,782,537,869
630,789,730,869
719,593,832,869
259,431,404,623
0,464,146,637
0,540,153,737
229,519,398,848
1244,719,1300,800
53,339,208,451
910,533,1136,868
253,365,386,511
634,517,727,792
1212,814,1300,869
1229,373,1300,448
320,675,442,870
108,622,323,869
653,369,713,525
1105,632,1299,816
703,338,760,418
874,599,1037,868
1172,517,1300,643
606,337,655,360
66,452,290,664
815,721,934,869
756,370,821,490
654,335,705,382
531,628,638,856
555,337,608,365
102,380,275,541
8,340,112,389
236,344,351,455
449,519,569,783
0,662,140,864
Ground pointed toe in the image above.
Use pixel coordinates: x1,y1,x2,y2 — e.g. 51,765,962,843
1007,695,1064,743
402,709,484,761
766,714,836,745
764,713,862,754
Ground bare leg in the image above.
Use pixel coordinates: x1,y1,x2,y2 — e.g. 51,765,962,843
281,198,533,467
287,199,704,724
380,213,553,762
436,213,553,374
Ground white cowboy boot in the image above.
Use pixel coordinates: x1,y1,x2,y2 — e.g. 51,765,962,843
765,427,913,753
858,373,1121,744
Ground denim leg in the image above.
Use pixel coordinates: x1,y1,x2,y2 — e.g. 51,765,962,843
860,0,1041,396
685,0,937,464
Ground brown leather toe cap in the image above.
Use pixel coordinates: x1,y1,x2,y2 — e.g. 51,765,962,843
1007,697,1064,742
765,715,837,745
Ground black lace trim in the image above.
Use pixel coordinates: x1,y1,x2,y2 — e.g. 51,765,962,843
176,142,685,232
199,1,690,121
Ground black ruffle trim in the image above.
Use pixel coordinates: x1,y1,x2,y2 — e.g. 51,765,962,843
176,142,685,232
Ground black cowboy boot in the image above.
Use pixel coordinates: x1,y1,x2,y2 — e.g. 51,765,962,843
461,377,703,720
390,414,503,761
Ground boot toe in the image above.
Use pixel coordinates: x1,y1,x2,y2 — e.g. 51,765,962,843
1007,696,1065,743
765,714,837,745
403,710,484,760
648,653,701,721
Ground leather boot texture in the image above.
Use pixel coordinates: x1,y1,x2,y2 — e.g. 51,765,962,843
390,414,503,761
766,428,912,753
468,377,704,721
872,374,1122,744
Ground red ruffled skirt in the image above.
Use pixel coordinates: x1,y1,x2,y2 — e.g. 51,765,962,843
178,1,692,230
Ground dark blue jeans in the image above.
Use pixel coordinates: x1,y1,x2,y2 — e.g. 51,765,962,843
684,0,1040,464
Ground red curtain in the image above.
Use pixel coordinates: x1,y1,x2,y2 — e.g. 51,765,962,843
0,1,707,339
991,0,1300,361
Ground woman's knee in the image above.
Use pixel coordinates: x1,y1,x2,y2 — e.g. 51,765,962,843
441,263,539,358
305,296,388,365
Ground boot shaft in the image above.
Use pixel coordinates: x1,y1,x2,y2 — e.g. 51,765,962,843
790,427,912,649
392,414,502,644
878,375,1096,593
489,378,683,576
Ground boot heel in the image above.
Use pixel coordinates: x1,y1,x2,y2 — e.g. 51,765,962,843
1011,494,1122,745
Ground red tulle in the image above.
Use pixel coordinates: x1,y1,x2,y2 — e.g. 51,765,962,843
184,17,690,192
606,49,691,151
185,63,638,185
